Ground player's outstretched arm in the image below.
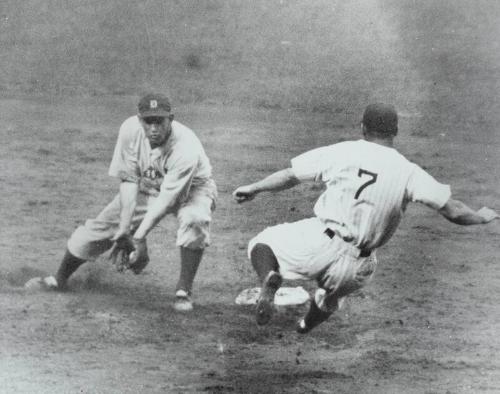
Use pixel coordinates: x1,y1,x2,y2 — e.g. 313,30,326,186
438,198,499,225
233,168,300,203
112,181,139,241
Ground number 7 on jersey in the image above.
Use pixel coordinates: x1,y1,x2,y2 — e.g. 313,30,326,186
355,168,378,199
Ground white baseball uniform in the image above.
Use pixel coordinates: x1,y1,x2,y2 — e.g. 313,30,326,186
248,139,451,310
67,116,217,260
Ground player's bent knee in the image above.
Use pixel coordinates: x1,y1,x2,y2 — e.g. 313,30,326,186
247,231,269,260
176,220,210,250
315,289,348,313
177,205,211,226
67,225,115,261
176,227,209,249
314,288,337,312
178,236,208,250
249,243,276,260
249,243,279,269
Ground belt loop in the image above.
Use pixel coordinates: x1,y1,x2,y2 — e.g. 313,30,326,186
326,228,370,257
359,250,371,258
324,228,335,239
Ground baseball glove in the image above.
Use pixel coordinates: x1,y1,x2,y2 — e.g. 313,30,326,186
109,235,149,274
128,237,149,274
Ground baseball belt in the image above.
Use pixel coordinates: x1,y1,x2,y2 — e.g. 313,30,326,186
324,228,371,258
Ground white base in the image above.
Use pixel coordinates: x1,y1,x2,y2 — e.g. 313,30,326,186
235,286,310,306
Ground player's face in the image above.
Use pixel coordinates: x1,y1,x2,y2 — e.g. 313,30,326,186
140,115,173,148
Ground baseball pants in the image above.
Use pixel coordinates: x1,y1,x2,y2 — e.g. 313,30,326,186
248,217,377,310
67,179,217,260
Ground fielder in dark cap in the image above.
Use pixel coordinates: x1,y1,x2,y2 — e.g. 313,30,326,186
36,93,217,312
233,103,498,333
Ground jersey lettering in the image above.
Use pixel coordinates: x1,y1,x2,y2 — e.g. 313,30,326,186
143,166,161,180
355,168,378,199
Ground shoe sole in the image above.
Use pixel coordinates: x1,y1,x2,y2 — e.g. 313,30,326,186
255,272,282,325
25,276,65,292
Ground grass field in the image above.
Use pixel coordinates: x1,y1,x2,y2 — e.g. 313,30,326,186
1,1,500,393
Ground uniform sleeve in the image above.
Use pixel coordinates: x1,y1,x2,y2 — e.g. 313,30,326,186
108,121,141,183
291,146,337,181
406,164,451,209
156,148,198,208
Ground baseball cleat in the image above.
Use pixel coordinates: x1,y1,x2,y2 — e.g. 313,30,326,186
295,299,332,334
296,319,311,334
174,289,194,312
24,276,60,291
255,270,282,325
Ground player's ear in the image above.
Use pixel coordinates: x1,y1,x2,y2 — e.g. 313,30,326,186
168,114,174,122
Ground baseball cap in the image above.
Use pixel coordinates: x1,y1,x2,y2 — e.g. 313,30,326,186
362,103,398,135
138,93,171,117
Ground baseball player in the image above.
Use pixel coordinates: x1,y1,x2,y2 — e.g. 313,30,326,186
233,103,498,333
42,93,217,312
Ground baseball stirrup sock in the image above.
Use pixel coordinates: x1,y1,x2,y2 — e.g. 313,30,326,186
56,250,86,285
250,243,279,283
177,247,203,293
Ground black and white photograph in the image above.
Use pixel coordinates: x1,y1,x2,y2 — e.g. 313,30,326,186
1,1,499,393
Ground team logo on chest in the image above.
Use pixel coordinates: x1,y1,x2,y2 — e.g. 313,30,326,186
143,165,162,180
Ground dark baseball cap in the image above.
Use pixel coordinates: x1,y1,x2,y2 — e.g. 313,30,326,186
362,103,398,135
138,93,172,117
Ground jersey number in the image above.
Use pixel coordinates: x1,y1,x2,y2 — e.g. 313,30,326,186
355,169,378,199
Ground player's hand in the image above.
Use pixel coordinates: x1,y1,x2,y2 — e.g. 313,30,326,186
477,207,499,223
108,234,135,272
128,238,149,274
233,185,257,203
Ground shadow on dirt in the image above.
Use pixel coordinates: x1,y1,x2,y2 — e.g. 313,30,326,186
2,265,47,287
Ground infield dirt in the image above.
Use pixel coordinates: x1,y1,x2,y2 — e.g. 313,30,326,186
1,96,499,393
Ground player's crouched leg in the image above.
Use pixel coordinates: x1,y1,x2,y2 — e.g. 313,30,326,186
174,200,213,312
249,243,282,325
296,288,335,334
297,253,378,334
50,219,116,290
